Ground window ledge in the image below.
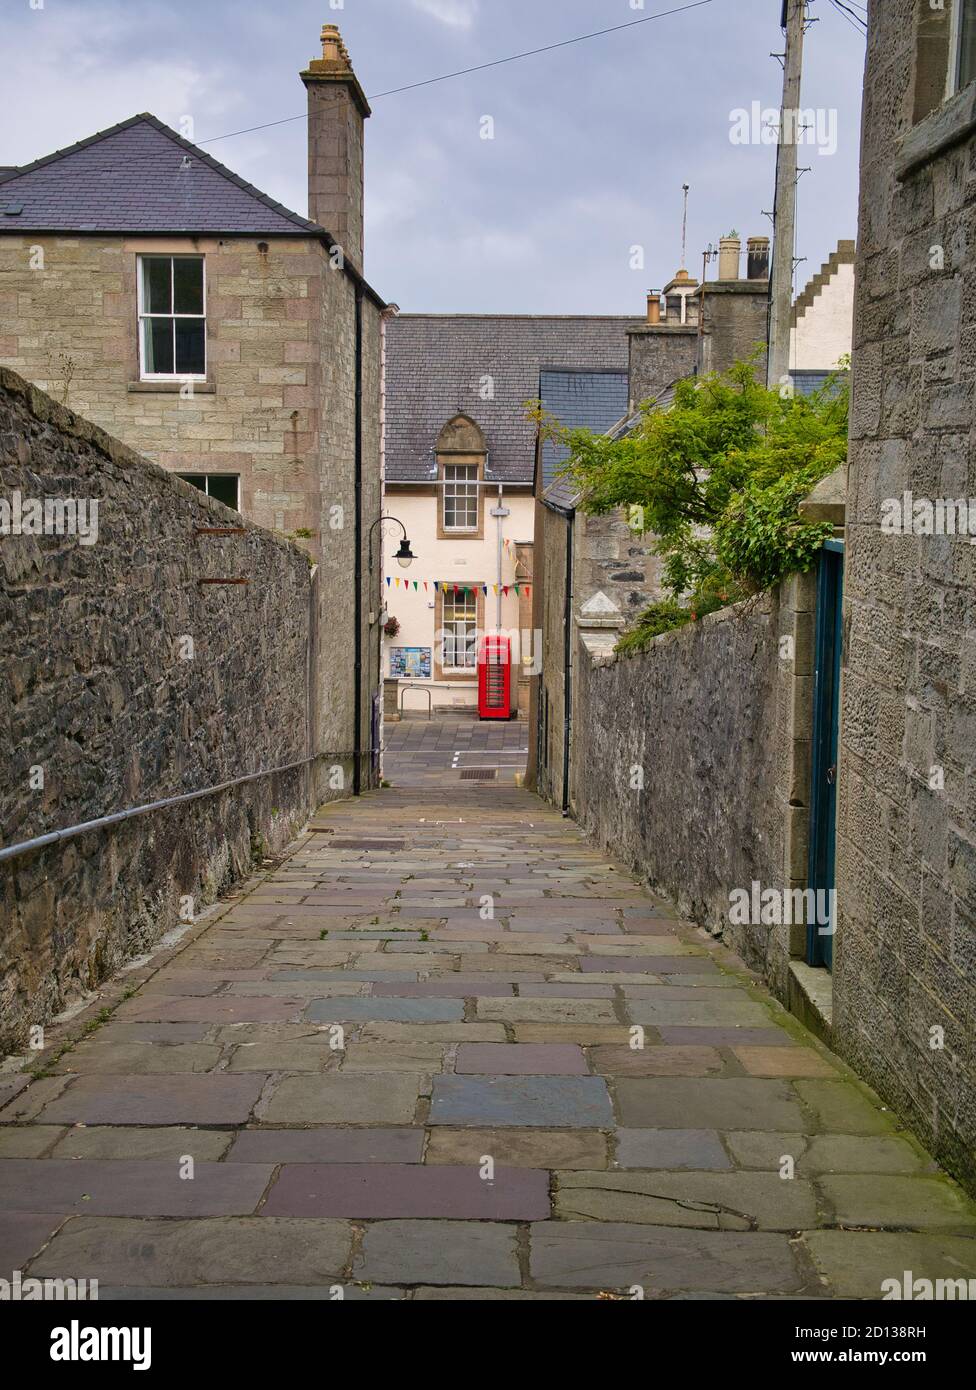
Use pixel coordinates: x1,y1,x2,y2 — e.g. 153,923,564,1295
896,82,976,180
128,381,215,394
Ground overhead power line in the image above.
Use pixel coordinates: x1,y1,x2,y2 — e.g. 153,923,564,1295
828,0,867,35
197,0,722,147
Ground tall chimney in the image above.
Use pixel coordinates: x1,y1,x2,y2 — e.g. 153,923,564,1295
747,236,770,281
301,25,371,269
717,232,741,281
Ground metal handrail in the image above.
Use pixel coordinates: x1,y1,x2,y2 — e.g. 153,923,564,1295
0,753,320,867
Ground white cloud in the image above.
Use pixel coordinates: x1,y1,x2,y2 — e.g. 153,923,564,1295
410,0,478,30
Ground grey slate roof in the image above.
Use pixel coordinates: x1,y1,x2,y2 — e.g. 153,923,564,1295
385,314,634,484
0,114,321,236
539,369,629,492
790,368,848,397
542,380,679,514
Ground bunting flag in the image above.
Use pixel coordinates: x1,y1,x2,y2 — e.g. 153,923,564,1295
381,578,530,598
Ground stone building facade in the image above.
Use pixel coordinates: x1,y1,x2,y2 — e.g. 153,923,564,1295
383,315,632,713
0,25,388,799
835,0,976,1189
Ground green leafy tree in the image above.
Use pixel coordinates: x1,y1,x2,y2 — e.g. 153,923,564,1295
528,358,847,652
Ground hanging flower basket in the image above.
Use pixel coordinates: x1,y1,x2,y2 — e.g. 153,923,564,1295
383,616,400,639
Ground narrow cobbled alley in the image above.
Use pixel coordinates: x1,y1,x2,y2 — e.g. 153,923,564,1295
2,719,975,1300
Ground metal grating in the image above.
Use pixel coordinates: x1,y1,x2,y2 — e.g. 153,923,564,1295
459,769,497,781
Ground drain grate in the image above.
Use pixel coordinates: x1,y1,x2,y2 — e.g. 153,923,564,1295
459,769,497,781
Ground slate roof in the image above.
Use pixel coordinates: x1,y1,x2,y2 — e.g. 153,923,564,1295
791,368,848,397
539,369,629,494
542,380,679,514
0,113,321,236
385,315,634,484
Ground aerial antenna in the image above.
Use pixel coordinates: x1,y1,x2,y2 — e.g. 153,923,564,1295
681,183,690,269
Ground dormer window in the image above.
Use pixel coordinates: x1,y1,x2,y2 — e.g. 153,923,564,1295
138,255,206,379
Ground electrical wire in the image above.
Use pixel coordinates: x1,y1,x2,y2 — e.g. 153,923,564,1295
196,0,722,147
828,0,867,35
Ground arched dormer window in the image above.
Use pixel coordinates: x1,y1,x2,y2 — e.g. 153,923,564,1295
436,414,486,539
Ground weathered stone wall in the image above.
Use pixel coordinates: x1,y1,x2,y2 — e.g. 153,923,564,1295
836,0,976,1190
627,325,699,410
568,594,809,991
0,368,314,1052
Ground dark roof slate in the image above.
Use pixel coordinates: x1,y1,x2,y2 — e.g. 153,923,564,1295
539,369,629,491
0,114,321,236
385,314,634,484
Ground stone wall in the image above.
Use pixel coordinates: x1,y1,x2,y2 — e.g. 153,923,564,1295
0,368,315,1052
836,0,976,1190
568,589,814,997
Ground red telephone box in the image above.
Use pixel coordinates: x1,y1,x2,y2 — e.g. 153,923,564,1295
478,634,517,720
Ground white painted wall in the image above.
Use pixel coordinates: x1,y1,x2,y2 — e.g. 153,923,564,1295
382,488,535,709
791,260,855,371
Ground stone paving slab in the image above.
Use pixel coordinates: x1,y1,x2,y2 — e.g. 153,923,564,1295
6,720,976,1299
262,1163,550,1219
552,1170,817,1229
615,1129,732,1170
455,1043,588,1075
424,1127,609,1170
306,998,465,1024
802,1230,976,1299
258,1073,426,1125
227,1128,425,1165
0,1159,273,1217
614,1078,805,1131
0,1211,66,1272
30,1217,353,1287
354,1219,520,1288
528,1222,805,1294
49,1128,233,1162
429,1075,613,1128
34,1074,267,1126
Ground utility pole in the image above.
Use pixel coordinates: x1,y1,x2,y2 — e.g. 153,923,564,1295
767,0,805,391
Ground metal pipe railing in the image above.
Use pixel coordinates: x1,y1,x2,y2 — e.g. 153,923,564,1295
0,753,323,867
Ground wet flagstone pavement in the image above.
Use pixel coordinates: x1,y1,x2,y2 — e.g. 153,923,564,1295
2,719,976,1299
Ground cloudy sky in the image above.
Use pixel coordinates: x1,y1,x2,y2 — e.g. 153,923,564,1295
3,0,866,313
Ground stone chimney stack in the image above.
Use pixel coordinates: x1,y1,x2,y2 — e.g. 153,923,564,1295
301,25,371,269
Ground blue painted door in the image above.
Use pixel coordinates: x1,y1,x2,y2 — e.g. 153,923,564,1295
807,541,844,970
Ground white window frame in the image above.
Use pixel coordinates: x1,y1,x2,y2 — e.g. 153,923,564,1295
442,464,480,532
177,472,240,511
947,0,976,97
137,254,207,381
441,588,478,670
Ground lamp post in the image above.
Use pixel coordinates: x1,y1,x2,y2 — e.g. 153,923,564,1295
368,514,416,574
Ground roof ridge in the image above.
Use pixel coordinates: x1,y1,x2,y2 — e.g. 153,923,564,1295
0,112,322,236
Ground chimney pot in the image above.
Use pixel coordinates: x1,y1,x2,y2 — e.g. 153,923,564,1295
718,233,742,281
746,235,770,281
646,292,662,325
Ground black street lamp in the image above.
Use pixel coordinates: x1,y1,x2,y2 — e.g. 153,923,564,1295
368,514,416,574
